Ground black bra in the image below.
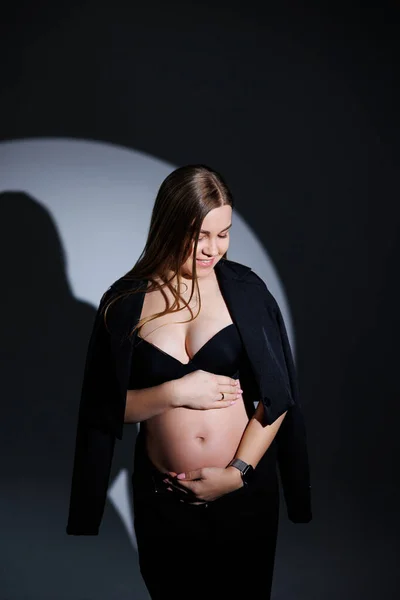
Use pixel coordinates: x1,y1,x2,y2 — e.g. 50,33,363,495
129,322,244,389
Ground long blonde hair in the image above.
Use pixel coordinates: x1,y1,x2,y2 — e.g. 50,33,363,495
103,164,234,338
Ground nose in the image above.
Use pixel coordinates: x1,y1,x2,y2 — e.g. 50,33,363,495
203,238,220,256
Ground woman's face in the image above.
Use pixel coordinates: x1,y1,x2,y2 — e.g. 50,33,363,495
180,205,232,280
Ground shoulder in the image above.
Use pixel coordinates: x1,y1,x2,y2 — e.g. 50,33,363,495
97,275,145,316
91,276,145,338
224,259,278,313
248,273,279,314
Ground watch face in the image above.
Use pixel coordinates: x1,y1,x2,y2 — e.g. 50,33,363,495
242,464,255,484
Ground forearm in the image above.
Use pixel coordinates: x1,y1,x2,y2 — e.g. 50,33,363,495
124,380,179,423
228,401,287,470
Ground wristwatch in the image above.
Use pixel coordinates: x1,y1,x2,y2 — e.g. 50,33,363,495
227,458,255,487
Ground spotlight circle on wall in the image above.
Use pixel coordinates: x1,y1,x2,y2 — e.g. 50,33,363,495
0,137,293,346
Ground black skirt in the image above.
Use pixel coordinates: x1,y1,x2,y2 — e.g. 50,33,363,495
131,432,280,600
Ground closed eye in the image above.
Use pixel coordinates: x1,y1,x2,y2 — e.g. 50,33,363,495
199,234,229,241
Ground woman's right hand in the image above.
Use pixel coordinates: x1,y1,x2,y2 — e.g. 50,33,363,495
173,369,243,410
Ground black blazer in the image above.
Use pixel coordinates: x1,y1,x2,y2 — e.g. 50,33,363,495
66,257,312,535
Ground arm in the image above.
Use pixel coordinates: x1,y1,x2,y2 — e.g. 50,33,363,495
226,401,287,483
124,380,179,423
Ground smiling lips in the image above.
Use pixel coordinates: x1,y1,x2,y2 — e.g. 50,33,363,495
197,258,215,267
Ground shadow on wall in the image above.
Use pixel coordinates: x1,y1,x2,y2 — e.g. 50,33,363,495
0,191,149,599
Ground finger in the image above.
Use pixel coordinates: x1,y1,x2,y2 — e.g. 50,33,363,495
220,381,243,399
214,391,242,408
228,385,243,398
176,469,202,480
216,399,240,408
214,376,240,401
219,375,241,389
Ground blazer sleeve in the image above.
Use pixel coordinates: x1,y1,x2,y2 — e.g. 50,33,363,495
66,288,119,535
274,302,313,524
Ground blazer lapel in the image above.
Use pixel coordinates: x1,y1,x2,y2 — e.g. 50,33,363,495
215,259,294,422
214,260,265,400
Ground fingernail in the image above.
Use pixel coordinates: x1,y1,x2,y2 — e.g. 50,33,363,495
230,401,236,405
177,473,186,479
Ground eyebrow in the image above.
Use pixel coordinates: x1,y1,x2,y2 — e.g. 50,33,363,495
200,223,232,234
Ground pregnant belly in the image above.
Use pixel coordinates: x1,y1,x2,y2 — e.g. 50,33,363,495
145,399,250,474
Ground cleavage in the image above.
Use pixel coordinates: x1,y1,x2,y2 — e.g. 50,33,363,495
137,322,234,366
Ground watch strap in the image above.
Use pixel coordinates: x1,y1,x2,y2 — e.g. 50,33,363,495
228,458,255,487
228,458,249,473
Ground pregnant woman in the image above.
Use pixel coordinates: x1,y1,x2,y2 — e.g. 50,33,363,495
66,164,312,600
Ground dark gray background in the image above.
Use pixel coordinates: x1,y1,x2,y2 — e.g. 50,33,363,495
1,1,399,598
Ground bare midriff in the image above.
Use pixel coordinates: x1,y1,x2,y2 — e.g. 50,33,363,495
145,399,249,475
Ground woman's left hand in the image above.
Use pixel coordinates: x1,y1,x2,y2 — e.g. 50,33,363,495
165,466,243,502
